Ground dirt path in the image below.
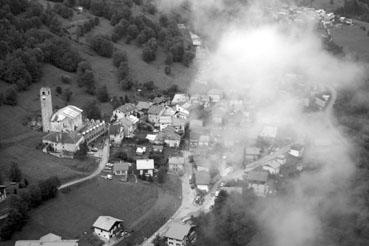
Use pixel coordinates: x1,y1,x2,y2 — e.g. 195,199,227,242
58,138,110,190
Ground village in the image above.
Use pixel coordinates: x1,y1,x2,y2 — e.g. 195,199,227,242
0,2,354,246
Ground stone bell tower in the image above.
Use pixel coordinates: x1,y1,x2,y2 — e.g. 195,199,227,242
40,87,53,132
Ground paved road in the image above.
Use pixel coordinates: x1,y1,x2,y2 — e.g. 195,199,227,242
58,138,110,190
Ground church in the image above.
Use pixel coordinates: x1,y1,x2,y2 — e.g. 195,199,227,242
40,87,107,158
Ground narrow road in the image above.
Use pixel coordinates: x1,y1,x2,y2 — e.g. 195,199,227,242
58,138,110,190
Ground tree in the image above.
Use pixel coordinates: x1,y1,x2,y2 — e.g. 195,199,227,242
9,162,22,183
183,51,195,67
165,53,173,65
120,77,133,90
63,88,73,102
143,81,155,91
74,141,88,160
56,86,62,95
112,50,128,67
4,87,18,106
164,65,171,75
28,184,42,208
127,24,139,39
117,61,129,80
142,46,155,62
90,35,114,57
84,100,101,119
157,166,166,184
0,170,3,185
153,235,166,246
97,85,109,102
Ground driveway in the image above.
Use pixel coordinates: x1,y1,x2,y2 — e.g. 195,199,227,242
58,138,110,190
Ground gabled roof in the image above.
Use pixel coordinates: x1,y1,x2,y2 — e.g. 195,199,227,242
136,101,152,110
163,222,192,241
148,105,165,115
136,159,154,170
42,132,83,145
115,103,136,113
196,170,211,185
109,124,122,135
171,94,189,105
246,171,268,183
169,156,185,165
40,233,62,242
93,216,123,232
113,162,130,172
153,96,168,105
157,126,181,141
51,105,82,122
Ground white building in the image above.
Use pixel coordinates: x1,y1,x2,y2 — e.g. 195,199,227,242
93,216,124,240
50,105,83,132
136,159,154,177
163,222,195,246
15,233,78,246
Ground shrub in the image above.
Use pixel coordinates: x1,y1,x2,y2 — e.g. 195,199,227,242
117,61,129,80
61,74,72,84
127,24,139,39
120,76,133,90
97,85,109,102
56,86,62,95
4,87,18,106
112,50,128,67
90,35,114,57
142,46,155,62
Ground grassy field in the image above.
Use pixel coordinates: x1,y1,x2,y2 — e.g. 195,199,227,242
0,132,98,184
5,175,180,245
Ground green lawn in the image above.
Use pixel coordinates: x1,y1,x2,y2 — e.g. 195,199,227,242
6,175,181,245
0,133,97,184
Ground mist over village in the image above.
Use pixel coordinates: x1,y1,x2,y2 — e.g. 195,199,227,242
1,0,369,246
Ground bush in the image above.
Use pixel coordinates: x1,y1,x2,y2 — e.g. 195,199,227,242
142,46,155,62
90,35,114,57
61,74,72,84
56,86,62,95
183,51,195,67
63,88,73,102
164,65,171,75
84,100,101,119
112,50,128,67
53,3,73,19
143,81,155,91
127,24,139,39
4,87,18,106
97,85,109,102
117,61,129,80
120,77,133,90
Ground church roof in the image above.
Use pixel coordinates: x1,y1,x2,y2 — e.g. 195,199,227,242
42,132,83,145
51,105,83,122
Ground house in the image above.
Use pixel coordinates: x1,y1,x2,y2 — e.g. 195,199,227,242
80,119,108,145
136,101,152,112
190,32,202,47
153,96,169,106
245,147,261,162
288,144,304,158
198,135,210,147
146,134,157,143
159,107,176,130
0,185,6,201
163,222,195,246
112,103,136,121
195,170,211,192
262,157,285,174
152,145,163,153
42,132,84,158
260,126,278,139
119,117,137,138
113,162,130,181
245,171,269,197
15,233,78,246
109,124,124,146
93,216,124,240
175,105,190,119
50,105,83,132
169,156,185,173
207,89,223,102
171,93,189,106
136,146,147,155
156,126,181,147
136,159,154,177
172,117,187,133
148,105,165,126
